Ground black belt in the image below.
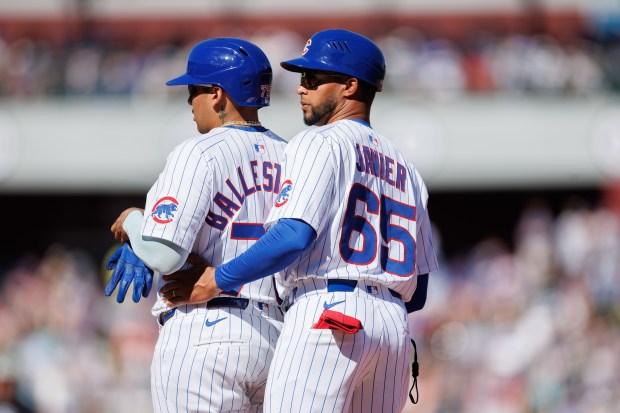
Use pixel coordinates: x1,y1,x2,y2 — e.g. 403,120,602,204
207,297,250,309
326,279,402,300
158,297,251,326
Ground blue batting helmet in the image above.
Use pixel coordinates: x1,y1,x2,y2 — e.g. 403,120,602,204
167,38,272,107
281,29,385,91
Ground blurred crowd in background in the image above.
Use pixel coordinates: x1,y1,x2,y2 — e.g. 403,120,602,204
1,27,619,101
406,196,620,413
1,197,619,413
2,9,620,412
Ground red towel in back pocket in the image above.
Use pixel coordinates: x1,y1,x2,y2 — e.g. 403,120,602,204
311,309,363,334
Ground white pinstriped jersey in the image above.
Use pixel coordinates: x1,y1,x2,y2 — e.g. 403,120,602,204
142,126,287,316
265,119,438,302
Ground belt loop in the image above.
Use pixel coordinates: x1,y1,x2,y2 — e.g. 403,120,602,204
158,308,176,327
283,287,297,313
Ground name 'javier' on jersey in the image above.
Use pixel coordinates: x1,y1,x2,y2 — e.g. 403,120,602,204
206,159,282,230
355,142,407,192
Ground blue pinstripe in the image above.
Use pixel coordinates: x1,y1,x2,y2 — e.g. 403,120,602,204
164,317,181,405
185,320,203,411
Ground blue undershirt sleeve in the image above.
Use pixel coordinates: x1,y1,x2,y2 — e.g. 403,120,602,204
214,218,316,292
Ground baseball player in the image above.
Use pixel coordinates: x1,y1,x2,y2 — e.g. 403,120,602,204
105,38,287,413
162,29,438,413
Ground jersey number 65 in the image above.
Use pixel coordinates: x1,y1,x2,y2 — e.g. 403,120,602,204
339,183,416,277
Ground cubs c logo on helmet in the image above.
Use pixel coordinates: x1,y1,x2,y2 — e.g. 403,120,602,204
150,196,179,224
302,39,312,56
275,180,293,207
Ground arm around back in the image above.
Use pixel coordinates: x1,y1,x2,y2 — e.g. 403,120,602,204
215,218,317,292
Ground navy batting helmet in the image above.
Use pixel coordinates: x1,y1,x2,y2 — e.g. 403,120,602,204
167,38,272,107
280,29,385,91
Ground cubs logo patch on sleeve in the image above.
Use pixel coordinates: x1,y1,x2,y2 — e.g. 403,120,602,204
275,180,293,207
150,196,179,224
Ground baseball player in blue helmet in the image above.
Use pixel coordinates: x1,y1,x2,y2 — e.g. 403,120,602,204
105,37,286,413
161,28,438,413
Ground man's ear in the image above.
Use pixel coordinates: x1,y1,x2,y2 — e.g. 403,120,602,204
211,86,226,111
342,77,359,97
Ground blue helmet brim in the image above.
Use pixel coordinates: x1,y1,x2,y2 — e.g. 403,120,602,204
166,73,211,86
280,58,335,74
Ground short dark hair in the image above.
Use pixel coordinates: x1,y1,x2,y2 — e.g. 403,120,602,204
355,78,378,104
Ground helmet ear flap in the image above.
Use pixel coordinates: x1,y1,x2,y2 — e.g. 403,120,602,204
166,38,272,107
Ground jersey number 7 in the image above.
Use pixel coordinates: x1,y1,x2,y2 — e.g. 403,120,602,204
339,183,416,276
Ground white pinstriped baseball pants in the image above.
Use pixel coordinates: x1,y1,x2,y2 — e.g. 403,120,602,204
151,302,283,413
264,283,411,413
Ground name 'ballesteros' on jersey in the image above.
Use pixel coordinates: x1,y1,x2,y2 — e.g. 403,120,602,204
205,159,283,230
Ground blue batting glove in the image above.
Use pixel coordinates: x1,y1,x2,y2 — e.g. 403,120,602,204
105,243,154,303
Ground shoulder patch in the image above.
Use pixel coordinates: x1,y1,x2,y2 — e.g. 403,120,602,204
150,196,179,224
275,180,293,207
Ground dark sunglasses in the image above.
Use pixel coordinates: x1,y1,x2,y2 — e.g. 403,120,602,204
187,84,215,104
300,72,349,89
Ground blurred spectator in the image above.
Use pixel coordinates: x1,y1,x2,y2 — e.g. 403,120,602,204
564,41,604,96
488,34,531,94
461,31,496,93
250,28,306,95
129,44,186,101
98,49,141,95
411,38,466,101
63,45,101,95
377,27,425,94
600,43,620,92
522,35,569,94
